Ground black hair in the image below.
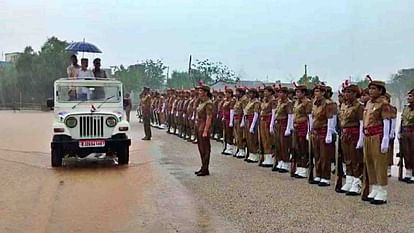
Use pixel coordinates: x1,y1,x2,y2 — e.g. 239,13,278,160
207,92,213,99
93,58,101,64
249,90,260,99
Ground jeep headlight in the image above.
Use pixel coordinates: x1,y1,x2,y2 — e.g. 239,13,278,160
106,117,117,127
65,117,77,128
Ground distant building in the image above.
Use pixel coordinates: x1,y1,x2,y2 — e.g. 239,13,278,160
0,61,11,69
210,80,293,91
5,52,22,63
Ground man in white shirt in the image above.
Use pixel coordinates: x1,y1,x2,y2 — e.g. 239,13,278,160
77,58,94,100
67,55,80,79
78,58,94,79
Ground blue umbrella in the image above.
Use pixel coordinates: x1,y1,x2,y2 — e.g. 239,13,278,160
65,40,102,53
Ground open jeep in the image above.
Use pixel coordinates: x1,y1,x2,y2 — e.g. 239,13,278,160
47,78,131,167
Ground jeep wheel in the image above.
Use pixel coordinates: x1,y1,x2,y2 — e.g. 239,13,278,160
117,147,129,165
51,146,63,167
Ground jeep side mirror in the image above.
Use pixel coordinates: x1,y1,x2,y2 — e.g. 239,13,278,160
47,98,54,109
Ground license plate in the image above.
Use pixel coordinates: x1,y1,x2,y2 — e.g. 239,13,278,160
79,140,105,148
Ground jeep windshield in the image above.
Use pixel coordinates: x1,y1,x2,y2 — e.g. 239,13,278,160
56,84,121,103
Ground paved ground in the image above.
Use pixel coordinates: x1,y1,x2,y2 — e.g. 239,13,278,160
1,111,414,233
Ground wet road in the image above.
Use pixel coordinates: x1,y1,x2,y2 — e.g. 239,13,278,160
1,111,414,233
0,111,236,233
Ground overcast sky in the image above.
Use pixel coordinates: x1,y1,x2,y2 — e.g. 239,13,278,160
1,0,413,87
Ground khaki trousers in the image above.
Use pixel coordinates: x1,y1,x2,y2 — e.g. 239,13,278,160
293,132,308,168
224,120,234,145
246,120,259,154
260,120,273,154
234,119,245,149
341,133,363,178
276,122,291,162
400,132,414,170
197,131,211,172
311,131,332,179
363,134,388,186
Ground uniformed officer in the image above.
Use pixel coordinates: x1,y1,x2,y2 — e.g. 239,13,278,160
233,87,249,158
259,86,276,167
338,83,364,195
384,93,397,177
194,85,214,176
221,87,236,155
309,84,335,186
243,88,261,163
273,85,294,173
363,75,392,205
141,87,152,140
398,88,414,183
292,83,312,178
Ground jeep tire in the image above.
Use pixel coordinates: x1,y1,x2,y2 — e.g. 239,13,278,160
117,147,129,165
51,146,63,167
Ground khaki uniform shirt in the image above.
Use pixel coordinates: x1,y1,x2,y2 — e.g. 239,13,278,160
275,98,293,120
196,99,213,132
312,97,334,129
363,96,392,128
141,94,152,114
402,105,414,127
222,97,236,118
234,95,249,116
293,97,312,123
244,98,261,115
339,99,364,128
260,96,276,116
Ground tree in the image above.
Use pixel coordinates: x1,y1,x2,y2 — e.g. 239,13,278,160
113,59,166,94
190,59,238,85
297,74,321,87
167,71,192,89
388,68,414,110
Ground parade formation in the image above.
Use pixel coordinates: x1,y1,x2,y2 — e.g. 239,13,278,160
137,76,414,206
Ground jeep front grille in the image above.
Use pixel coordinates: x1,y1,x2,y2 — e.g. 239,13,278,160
79,116,104,138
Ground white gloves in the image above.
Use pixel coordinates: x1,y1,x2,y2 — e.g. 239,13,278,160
191,112,195,121
307,114,313,141
381,119,390,154
250,112,259,134
325,118,334,144
390,118,396,139
229,109,235,127
284,114,293,136
270,109,276,134
240,115,245,127
356,120,364,149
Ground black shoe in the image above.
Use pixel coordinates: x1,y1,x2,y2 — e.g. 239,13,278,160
346,191,360,196
318,182,330,187
194,169,202,175
278,168,289,173
370,199,387,205
294,174,306,179
336,189,347,194
361,196,372,202
309,180,319,185
141,137,151,141
272,167,280,172
197,171,210,176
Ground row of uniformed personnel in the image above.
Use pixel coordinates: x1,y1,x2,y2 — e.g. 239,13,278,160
139,76,414,205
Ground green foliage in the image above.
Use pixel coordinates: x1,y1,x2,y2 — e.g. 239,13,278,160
190,59,238,86
297,74,321,87
388,68,414,109
0,37,71,105
354,79,369,88
167,71,192,89
112,59,166,94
